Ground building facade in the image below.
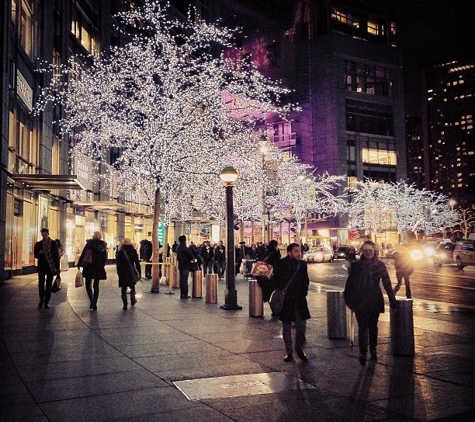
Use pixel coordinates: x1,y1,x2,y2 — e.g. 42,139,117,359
220,0,406,246
0,0,152,279
421,60,475,210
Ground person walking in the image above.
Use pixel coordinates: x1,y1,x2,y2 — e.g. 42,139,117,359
256,239,281,302
344,240,397,366
34,228,60,309
200,240,214,275
77,231,107,311
392,246,414,298
214,240,226,279
273,243,310,362
345,246,357,274
176,235,195,298
139,239,153,279
116,238,141,310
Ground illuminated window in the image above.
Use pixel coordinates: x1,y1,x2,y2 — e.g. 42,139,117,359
367,20,385,36
362,148,397,165
345,61,394,97
331,7,360,28
71,6,99,57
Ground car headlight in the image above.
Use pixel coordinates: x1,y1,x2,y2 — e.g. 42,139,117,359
410,250,423,261
424,247,436,257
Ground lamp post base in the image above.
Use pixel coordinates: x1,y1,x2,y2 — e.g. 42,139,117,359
220,289,242,310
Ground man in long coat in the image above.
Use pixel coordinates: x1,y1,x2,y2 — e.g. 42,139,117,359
273,243,310,362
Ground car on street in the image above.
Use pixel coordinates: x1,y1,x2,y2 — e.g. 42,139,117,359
453,240,475,269
303,246,333,263
332,246,351,260
434,242,455,267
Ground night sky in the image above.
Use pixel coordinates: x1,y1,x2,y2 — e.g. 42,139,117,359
379,0,475,116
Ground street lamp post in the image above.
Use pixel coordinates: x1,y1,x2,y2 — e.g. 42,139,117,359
219,166,242,310
260,140,269,244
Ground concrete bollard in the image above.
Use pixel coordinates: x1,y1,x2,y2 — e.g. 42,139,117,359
205,274,218,303
327,290,347,339
192,270,203,298
249,278,263,317
390,298,415,356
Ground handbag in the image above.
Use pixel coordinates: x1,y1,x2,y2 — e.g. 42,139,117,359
251,256,273,279
75,269,84,288
82,248,93,265
60,254,69,272
122,249,141,284
269,262,301,316
51,276,61,293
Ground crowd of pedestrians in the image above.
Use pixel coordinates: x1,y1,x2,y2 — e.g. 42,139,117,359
35,230,418,366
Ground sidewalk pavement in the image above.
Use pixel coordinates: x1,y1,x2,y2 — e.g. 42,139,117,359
1,266,474,422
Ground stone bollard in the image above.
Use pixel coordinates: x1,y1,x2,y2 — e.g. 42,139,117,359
205,274,218,303
390,298,415,356
192,270,203,298
249,278,263,317
327,290,347,339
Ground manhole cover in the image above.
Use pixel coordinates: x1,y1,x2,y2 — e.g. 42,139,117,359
173,372,315,401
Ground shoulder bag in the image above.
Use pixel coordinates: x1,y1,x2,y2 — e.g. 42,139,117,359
269,262,301,316
122,249,141,284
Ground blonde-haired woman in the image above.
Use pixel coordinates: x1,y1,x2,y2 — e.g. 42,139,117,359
116,238,141,310
77,231,107,310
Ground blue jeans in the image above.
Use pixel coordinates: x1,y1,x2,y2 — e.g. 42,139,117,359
179,269,190,297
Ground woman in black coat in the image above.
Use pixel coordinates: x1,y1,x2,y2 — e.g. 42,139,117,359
256,239,282,302
116,238,141,310
77,231,107,310
344,240,396,365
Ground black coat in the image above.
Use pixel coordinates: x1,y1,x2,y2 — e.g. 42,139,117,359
273,256,311,322
344,256,396,314
77,239,107,280
34,238,60,274
176,243,195,271
116,245,141,288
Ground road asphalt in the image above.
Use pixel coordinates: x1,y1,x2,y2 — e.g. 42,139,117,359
1,265,474,421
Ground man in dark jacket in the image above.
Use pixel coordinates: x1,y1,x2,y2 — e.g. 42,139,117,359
139,239,153,279
200,241,214,275
273,243,310,362
213,241,226,279
175,235,195,298
34,228,60,309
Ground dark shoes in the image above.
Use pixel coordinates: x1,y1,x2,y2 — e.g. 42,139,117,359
123,305,127,310
131,299,137,307
283,353,293,362
44,303,50,309
38,301,43,309
296,350,308,362
180,295,191,299
370,348,378,361
359,355,367,366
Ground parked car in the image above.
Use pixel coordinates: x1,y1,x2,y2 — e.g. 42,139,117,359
303,246,333,263
453,241,475,269
333,246,351,260
434,242,455,267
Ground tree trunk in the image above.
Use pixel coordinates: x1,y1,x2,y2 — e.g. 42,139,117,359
151,188,161,293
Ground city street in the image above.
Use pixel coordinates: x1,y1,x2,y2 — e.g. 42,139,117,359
307,258,475,312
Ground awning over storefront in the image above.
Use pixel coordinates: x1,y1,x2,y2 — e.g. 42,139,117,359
11,174,86,190
72,201,126,212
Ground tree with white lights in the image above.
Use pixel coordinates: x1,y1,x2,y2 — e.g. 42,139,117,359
348,180,459,241
37,2,293,290
458,208,475,239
